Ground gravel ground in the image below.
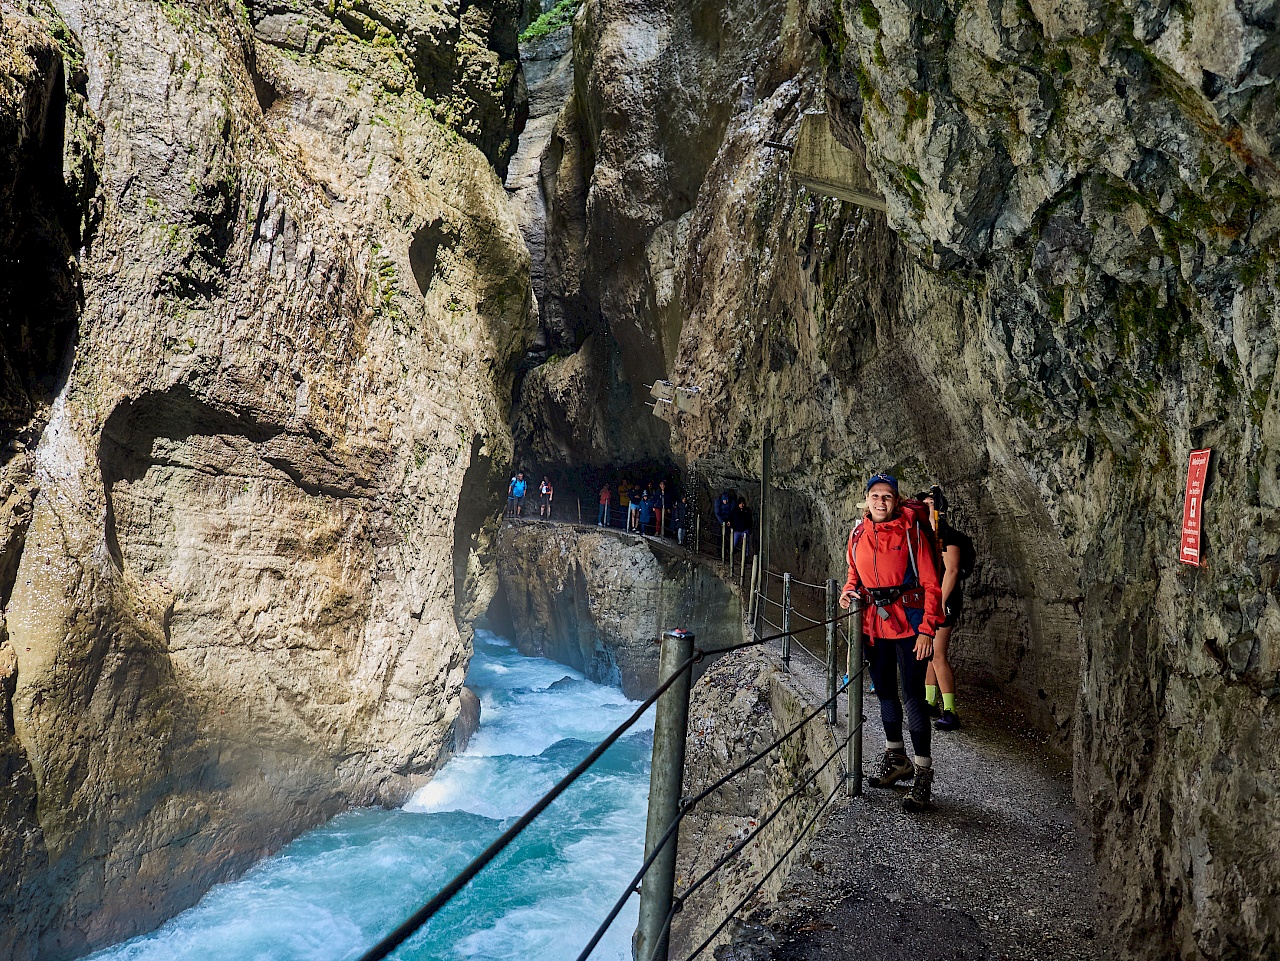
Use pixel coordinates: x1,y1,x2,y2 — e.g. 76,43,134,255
713,677,1108,961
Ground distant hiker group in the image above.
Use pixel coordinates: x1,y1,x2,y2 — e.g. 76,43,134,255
506,471,693,545
840,473,975,814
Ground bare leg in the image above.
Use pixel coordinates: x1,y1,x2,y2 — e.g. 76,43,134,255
932,626,955,694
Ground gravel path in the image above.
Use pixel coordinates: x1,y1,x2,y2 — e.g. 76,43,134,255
714,682,1107,961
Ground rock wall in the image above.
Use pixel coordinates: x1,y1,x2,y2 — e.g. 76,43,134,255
0,1,532,957
671,647,841,960
493,521,740,697
525,0,1280,956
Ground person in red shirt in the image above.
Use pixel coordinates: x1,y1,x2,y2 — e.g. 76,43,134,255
840,473,944,811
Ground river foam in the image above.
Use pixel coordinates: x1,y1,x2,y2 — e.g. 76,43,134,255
83,630,654,961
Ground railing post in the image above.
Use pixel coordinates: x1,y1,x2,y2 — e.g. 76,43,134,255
748,555,759,627
825,580,837,724
781,572,792,671
847,604,864,797
747,563,757,639
721,522,727,563
634,629,695,961
695,514,701,554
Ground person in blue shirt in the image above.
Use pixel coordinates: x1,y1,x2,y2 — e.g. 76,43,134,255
639,489,653,534
508,472,527,517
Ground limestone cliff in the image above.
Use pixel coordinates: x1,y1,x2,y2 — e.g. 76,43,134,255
493,521,740,697
526,0,1280,956
0,0,532,957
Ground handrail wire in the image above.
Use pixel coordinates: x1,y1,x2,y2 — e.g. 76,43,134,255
787,608,825,627
354,650,700,961
789,638,829,670
647,714,864,961
787,576,829,591
358,599,861,961
573,665,865,961
732,608,858,656
682,740,852,961
754,592,784,611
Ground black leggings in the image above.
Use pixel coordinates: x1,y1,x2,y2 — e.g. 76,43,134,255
863,634,931,759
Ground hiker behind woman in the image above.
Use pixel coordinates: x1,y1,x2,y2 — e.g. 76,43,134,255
672,495,689,546
919,486,975,731
598,484,612,526
655,480,668,535
539,476,554,518
729,497,752,558
839,473,944,812
627,490,641,531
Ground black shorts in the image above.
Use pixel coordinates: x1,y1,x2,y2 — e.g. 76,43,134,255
941,592,964,629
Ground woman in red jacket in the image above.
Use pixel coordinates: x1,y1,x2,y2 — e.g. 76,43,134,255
839,473,944,812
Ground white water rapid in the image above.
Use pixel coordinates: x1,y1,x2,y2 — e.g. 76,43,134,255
83,630,655,961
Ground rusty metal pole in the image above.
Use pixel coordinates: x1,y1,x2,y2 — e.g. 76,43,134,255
782,572,792,671
825,580,838,724
847,603,864,797
748,554,759,627
634,629,695,961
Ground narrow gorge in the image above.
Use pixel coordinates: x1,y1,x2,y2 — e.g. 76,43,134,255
2,0,1279,959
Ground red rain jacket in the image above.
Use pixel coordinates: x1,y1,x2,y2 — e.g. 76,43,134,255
843,501,943,641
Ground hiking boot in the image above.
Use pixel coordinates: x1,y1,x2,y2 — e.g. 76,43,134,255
934,709,960,731
902,765,934,812
868,749,913,788
927,700,942,719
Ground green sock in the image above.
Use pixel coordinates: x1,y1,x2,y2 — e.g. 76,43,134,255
925,685,938,706
942,692,956,713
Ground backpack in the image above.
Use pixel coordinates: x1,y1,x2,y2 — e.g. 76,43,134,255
946,527,977,580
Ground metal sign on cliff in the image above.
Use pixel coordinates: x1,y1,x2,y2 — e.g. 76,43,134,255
1180,449,1211,567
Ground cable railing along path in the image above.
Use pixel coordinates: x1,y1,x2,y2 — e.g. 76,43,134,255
353,589,869,961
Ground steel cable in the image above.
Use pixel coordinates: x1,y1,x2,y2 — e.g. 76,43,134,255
787,608,825,627
354,650,700,961
574,666,865,961
647,715,863,961
755,592,785,611
681,737,853,961
358,602,862,961
789,639,829,669
786,576,829,591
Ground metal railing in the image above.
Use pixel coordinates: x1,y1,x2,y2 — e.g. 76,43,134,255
353,595,867,961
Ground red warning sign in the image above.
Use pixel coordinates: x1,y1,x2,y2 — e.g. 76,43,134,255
1180,449,1211,567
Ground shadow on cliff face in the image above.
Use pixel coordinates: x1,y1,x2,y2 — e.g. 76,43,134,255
0,37,97,444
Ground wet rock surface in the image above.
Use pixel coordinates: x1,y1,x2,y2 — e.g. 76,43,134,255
493,519,741,697
529,0,1280,955
0,0,532,956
